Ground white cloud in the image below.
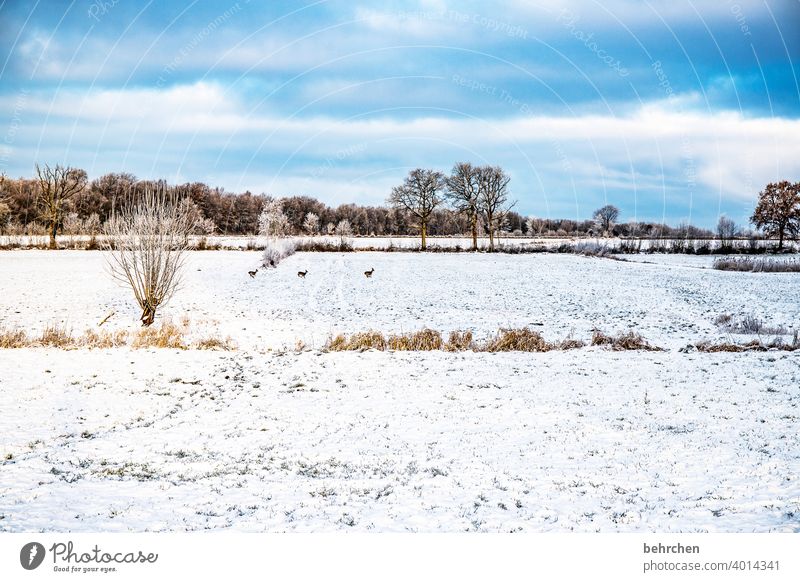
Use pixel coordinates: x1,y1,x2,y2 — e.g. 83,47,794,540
4,82,798,218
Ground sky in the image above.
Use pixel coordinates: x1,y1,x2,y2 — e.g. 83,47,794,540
1,0,799,227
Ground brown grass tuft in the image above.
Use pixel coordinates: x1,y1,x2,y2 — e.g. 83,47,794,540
591,330,661,351
554,336,587,350
483,328,551,352
131,321,188,349
79,329,129,348
38,323,75,348
326,331,387,351
194,336,236,350
387,329,443,351
0,327,28,348
444,330,474,351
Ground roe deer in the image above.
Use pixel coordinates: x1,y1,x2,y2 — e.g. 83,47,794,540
364,267,374,278
297,270,308,278
248,269,258,278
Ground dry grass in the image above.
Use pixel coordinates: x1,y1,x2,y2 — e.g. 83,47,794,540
482,328,552,352
0,319,234,350
553,336,588,350
696,332,799,353
38,323,74,348
444,330,474,351
387,329,443,351
713,257,800,272
326,331,388,351
591,330,662,351
79,329,129,348
194,335,236,350
324,327,648,352
0,327,28,348
131,321,188,349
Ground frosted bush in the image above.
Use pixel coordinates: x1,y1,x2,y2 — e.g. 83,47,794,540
261,237,297,268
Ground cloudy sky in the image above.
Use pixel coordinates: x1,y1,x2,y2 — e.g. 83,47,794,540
1,0,799,226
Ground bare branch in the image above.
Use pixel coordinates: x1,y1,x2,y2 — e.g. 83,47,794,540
102,187,193,326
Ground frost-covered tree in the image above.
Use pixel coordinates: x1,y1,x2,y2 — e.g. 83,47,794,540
750,181,800,250
103,188,193,326
526,216,545,237
388,168,445,250
325,221,336,235
335,219,352,237
592,204,619,236
258,198,288,237
62,212,83,235
302,212,320,235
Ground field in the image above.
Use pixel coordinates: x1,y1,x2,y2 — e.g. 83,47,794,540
1,250,799,532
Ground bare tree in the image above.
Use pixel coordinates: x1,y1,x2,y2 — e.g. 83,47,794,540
388,168,445,250
477,165,514,251
716,215,737,249
445,162,481,251
103,189,193,326
750,181,800,250
592,204,620,236
35,163,88,248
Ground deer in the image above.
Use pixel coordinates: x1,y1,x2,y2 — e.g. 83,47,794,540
248,268,258,278
297,270,308,278
364,267,375,278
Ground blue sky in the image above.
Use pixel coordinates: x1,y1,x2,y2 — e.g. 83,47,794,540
1,0,799,226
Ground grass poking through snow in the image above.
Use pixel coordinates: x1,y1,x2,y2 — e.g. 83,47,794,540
324,327,660,352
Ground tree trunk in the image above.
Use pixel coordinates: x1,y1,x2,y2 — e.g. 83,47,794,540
778,227,784,250
421,221,427,251
140,302,156,327
488,226,495,251
470,214,478,251
49,219,57,250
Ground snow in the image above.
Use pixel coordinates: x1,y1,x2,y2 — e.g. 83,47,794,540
1,250,797,350
0,250,799,532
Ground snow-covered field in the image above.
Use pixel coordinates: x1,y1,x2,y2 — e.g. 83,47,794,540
1,250,799,532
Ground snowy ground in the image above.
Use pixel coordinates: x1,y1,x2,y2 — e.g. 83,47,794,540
1,250,798,349
1,251,799,532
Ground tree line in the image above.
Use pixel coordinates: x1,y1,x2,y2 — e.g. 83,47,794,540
1,165,798,249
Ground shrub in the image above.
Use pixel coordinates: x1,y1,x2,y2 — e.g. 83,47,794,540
295,239,353,252
713,314,788,335
261,238,298,268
